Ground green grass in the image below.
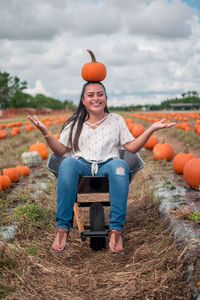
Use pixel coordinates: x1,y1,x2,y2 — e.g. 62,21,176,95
15,202,47,227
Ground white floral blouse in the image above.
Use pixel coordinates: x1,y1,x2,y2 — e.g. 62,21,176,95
59,113,134,162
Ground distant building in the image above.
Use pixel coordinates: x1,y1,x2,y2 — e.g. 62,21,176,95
169,103,200,110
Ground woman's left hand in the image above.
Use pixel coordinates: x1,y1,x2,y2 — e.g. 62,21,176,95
150,119,176,131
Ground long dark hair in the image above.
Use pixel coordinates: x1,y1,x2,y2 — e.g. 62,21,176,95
61,81,109,153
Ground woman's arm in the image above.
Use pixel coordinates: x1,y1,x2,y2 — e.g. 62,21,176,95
27,114,70,156
124,119,176,153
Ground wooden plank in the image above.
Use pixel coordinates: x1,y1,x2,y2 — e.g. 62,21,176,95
73,202,85,234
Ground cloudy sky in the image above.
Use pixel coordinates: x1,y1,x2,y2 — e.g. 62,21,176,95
0,0,200,106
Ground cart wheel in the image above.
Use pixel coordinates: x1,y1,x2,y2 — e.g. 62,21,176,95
90,203,106,251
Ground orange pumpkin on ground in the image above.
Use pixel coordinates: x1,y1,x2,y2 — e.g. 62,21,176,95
183,158,200,189
0,130,7,139
131,124,145,138
10,127,20,136
0,175,11,189
144,135,158,150
81,49,107,82
15,166,30,177
153,141,174,161
173,152,196,174
26,124,35,131
0,123,5,129
3,168,19,182
29,142,48,160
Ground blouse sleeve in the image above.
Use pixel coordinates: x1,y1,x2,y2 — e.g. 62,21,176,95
58,124,71,147
118,115,135,146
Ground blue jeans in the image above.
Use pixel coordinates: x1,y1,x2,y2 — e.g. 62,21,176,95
56,157,130,231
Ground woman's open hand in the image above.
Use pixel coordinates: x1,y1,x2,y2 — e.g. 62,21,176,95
27,114,48,136
150,119,176,132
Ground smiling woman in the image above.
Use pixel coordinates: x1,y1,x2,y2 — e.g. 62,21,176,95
27,79,176,254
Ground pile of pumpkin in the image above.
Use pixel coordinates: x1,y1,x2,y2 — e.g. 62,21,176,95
124,118,200,190
21,142,49,167
0,142,50,193
0,114,67,139
125,111,200,135
0,165,30,193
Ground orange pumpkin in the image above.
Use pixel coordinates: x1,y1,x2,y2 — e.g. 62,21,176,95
131,124,145,138
29,142,48,160
173,151,196,174
0,123,5,129
144,135,158,150
10,127,20,136
26,124,35,131
0,130,7,139
81,49,107,82
3,168,19,182
153,141,174,161
0,175,11,189
183,158,200,189
15,165,30,177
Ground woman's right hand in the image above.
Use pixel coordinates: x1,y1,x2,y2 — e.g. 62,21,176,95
27,114,48,136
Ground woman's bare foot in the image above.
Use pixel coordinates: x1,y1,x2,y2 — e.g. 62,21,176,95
51,228,69,252
109,230,124,254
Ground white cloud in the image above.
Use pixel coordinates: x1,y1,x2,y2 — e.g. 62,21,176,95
25,80,51,97
0,0,199,106
125,0,193,39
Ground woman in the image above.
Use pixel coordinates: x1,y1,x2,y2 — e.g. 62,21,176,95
27,81,176,254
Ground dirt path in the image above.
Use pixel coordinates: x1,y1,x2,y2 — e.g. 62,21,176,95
1,127,200,299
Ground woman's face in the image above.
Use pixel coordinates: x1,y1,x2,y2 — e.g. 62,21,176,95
82,83,107,115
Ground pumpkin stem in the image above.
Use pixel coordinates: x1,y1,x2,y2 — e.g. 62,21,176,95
87,49,97,63
185,144,189,153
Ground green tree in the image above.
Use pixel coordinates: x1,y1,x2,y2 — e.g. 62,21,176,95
0,71,27,108
9,91,34,108
63,100,77,111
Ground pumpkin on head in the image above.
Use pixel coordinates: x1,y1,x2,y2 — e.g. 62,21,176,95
81,49,107,82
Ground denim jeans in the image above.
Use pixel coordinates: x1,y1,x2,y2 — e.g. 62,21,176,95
56,157,130,231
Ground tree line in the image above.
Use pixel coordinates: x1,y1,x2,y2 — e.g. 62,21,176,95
109,91,200,111
0,71,199,111
0,71,76,110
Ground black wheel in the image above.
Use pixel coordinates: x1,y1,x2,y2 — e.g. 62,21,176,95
90,203,106,251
